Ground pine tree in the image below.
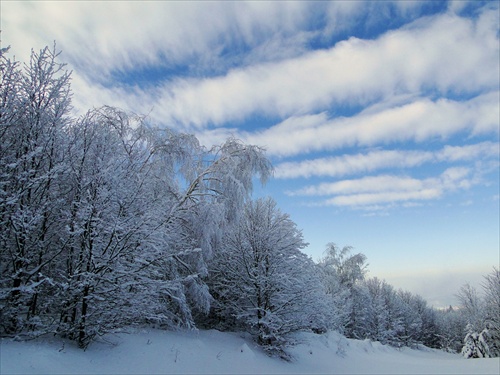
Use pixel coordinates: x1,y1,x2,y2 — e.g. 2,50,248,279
461,323,490,358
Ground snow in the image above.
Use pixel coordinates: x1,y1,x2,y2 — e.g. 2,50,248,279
1,329,498,375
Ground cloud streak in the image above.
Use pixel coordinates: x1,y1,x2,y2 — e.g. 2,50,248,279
196,92,499,157
4,4,496,132
146,8,499,129
288,167,479,209
2,2,313,75
2,1,498,216
275,141,499,179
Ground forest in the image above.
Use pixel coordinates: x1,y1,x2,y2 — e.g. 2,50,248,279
1,45,498,359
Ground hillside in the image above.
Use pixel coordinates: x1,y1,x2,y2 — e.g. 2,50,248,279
1,329,498,374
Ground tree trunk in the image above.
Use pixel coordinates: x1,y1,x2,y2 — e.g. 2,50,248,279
78,285,90,349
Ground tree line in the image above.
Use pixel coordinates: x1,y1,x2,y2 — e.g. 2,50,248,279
1,46,498,358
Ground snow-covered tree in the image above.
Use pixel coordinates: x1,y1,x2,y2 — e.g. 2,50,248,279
415,296,440,349
208,197,330,356
0,45,71,336
364,278,398,345
53,107,273,348
129,132,273,335
396,291,422,347
317,264,351,334
455,269,500,358
318,244,368,337
456,283,484,333
320,244,368,288
54,108,164,347
482,268,500,357
0,44,273,348
436,306,467,353
461,323,490,358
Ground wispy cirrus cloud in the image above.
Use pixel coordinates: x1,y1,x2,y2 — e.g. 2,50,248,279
2,1,498,217
2,1,317,80
197,92,499,157
4,3,496,132
275,141,499,179
146,7,498,129
288,167,479,209
3,1,441,78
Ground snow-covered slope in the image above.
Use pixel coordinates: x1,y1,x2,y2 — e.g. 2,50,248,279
1,329,498,374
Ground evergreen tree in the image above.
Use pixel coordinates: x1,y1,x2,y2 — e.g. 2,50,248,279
461,323,490,358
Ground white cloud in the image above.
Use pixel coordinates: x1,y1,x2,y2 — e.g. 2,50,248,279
4,4,497,131
146,8,498,129
290,175,428,197
324,1,427,37
288,167,480,209
1,2,313,78
276,150,432,179
3,2,498,214
239,92,499,157
154,6,499,126
290,175,423,196
326,188,440,207
275,141,499,179
324,1,365,36
447,0,472,14
437,142,500,162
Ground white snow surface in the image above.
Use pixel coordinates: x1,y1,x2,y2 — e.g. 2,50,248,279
1,329,498,375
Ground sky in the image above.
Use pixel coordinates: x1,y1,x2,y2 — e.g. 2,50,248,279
1,0,499,308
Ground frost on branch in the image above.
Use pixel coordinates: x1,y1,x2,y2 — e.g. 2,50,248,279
0,45,272,348
207,197,330,356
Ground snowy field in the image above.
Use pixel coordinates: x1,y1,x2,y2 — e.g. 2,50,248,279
1,329,498,375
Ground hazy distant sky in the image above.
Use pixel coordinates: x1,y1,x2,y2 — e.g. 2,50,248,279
2,0,499,307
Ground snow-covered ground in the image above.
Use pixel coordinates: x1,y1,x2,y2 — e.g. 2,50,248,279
1,329,498,375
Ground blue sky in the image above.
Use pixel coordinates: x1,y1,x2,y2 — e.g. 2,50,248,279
2,0,499,307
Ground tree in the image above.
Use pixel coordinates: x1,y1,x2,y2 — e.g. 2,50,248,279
482,268,500,357
456,269,500,358
54,108,160,347
0,44,274,348
396,290,426,348
461,323,490,358
436,306,467,353
55,108,273,348
364,277,399,345
414,295,440,348
0,45,72,336
208,197,329,356
318,244,368,337
456,283,483,333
